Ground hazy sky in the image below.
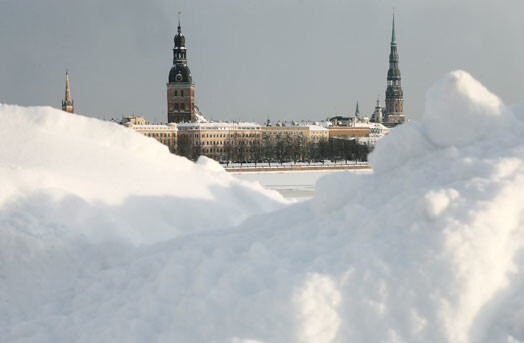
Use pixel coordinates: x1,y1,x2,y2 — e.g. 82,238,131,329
1,0,523,123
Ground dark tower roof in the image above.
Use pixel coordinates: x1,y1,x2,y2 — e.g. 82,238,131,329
388,13,400,80
386,12,402,97
169,12,192,84
384,11,404,123
174,12,185,48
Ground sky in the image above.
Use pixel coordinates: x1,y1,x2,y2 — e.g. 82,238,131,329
1,0,523,124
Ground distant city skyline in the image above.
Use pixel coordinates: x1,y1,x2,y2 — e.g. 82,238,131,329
1,0,523,123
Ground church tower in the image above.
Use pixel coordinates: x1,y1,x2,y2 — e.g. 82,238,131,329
61,70,74,114
167,13,195,123
384,14,404,124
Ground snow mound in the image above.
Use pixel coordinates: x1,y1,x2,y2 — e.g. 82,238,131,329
370,70,514,173
0,104,285,244
423,70,510,147
3,71,524,343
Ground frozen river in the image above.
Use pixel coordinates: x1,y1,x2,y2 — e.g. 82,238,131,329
232,169,371,200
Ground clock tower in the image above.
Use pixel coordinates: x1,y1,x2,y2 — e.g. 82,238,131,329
167,13,195,123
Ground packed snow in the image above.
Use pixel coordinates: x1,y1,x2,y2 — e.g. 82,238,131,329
0,105,286,245
2,70,524,343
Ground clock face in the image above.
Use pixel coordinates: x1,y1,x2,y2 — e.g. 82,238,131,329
175,74,183,82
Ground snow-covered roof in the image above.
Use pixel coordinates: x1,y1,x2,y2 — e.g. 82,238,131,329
131,125,177,130
307,125,328,131
352,122,389,130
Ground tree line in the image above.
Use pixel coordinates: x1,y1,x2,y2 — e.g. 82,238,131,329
176,133,371,165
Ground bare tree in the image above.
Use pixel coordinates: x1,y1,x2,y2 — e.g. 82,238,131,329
177,134,194,160
263,133,275,166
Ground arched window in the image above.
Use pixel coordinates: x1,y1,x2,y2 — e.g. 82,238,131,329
174,104,179,111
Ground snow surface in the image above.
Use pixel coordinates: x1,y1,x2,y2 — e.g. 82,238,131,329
0,104,286,245
233,170,371,200
3,70,524,343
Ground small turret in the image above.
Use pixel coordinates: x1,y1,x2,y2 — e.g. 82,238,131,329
372,97,383,123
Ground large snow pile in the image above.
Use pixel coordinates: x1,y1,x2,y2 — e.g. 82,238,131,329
0,105,285,244
2,70,524,343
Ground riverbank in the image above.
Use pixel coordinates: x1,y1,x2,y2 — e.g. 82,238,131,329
224,162,371,173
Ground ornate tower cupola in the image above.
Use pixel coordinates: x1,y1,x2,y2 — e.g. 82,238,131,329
167,12,195,123
372,97,383,123
384,13,405,124
61,70,75,114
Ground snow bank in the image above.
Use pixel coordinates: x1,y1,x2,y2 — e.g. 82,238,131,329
3,70,524,343
0,104,285,244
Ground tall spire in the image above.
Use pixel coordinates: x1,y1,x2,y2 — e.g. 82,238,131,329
178,11,182,33
391,11,396,44
384,11,404,124
62,70,74,114
65,70,71,103
355,101,360,117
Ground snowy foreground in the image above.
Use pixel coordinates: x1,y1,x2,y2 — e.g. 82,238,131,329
2,70,524,342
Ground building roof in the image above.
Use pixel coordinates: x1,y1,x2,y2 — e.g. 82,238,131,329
131,124,177,130
177,122,261,130
307,125,328,131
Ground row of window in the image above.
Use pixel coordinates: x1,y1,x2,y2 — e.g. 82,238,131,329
198,140,258,146
144,132,175,138
178,126,259,131
266,132,305,136
202,133,259,138
201,148,255,154
174,90,185,97
182,133,260,138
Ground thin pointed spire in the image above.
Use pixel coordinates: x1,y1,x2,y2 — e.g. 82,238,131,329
65,70,71,103
355,101,360,116
178,11,182,32
391,11,396,44
62,69,75,113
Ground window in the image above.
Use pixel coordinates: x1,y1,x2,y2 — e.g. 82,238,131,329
175,90,178,96
181,90,184,97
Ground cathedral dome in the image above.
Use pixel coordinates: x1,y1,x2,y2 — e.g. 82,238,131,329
169,64,192,83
